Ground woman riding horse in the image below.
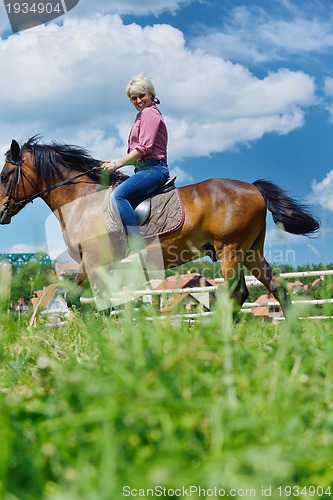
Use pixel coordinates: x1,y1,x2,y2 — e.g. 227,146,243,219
102,74,169,262
0,137,320,328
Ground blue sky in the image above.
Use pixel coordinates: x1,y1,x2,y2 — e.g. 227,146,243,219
0,0,332,267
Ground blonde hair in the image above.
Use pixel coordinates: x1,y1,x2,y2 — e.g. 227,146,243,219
126,74,160,103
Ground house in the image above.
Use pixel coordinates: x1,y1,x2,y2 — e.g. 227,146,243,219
252,293,283,320
12,297,30,314
287,280,308,294
161,292,210,315
30,283,69,325
143,273,219,313
252,277,327,320
54,261,80,279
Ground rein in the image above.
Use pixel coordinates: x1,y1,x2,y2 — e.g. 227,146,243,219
1,158,102,220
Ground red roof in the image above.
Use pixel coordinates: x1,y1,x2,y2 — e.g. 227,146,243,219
161,293,188,312
253,293,281,317
31,283,66,308
255,293,273,304
161,292,209,313
150,273,217,291
287,280,304,289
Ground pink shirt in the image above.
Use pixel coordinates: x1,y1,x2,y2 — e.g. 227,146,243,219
127,103,168,162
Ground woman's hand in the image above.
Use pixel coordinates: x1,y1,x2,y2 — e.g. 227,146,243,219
101,160,121,172
102,148,142,171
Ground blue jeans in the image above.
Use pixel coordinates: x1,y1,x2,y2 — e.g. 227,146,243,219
111,160,169,249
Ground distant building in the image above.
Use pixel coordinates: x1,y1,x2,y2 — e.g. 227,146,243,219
252,293,283,320
54,261,80,279
12,297,30,314
0,253,51,268
287,280,308,294
143,273,219,313
251,279,318,319
311,277,323,288
31,283,69,325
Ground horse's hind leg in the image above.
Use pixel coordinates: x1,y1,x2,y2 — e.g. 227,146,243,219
244,229,292,319
230,266,249,320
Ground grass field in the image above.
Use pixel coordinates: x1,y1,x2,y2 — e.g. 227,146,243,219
1,294,333,499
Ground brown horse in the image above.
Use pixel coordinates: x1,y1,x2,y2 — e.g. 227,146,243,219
0,137,319,322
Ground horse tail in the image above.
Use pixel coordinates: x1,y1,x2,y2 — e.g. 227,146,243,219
253,179,320,236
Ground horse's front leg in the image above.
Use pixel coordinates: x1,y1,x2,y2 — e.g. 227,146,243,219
215,243,249,321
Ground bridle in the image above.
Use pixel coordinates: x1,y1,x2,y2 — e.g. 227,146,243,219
0,155,23,221
0,152,101,222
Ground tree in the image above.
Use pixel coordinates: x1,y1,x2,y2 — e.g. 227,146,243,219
10,262,56,303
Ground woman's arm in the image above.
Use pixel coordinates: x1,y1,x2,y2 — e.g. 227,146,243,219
102,148,143,172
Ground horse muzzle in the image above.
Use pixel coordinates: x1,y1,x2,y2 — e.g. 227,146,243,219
0,211,11,225
0,203,13,225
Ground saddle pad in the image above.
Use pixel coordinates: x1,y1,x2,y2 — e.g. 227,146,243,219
102,187,185,240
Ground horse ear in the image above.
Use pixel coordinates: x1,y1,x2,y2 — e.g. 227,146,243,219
10,140,20,161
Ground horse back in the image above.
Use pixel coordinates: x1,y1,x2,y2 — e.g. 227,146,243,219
177,178,266,239
179,178,265,212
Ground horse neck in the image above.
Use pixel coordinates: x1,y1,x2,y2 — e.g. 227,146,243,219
20,151,99,212
42,172,101,214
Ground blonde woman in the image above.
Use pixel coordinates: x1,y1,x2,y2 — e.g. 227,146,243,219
103,74,169,261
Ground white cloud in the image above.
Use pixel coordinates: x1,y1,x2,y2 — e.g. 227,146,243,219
324,77,333,96
310,170,333,212
264,227,322,266
323,77,333,122
191,4,333,64
325,103,333,123
0,14,317,165
169,165,193,185
71,0,193,17
266,227,305,246
0,0,193,34
8,243,48,253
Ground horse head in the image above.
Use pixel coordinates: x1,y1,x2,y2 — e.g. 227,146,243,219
0,136,123,227
0,139,40,224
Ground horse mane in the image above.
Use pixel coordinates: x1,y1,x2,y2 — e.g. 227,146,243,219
22,135,104,186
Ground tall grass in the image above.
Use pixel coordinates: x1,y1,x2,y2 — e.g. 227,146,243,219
0,297,333,499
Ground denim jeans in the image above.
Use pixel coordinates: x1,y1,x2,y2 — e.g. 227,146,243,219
111,160,169,249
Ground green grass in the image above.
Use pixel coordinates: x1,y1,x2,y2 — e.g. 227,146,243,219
0,298,333,499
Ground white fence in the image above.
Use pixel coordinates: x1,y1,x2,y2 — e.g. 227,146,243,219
80,269,333,322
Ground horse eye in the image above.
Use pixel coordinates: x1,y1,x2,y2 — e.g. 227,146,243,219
0,173,9,183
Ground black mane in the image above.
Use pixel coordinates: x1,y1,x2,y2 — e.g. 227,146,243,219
22,136,102,185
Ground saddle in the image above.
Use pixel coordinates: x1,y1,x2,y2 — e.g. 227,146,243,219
133,175,177,225
102,174,184,239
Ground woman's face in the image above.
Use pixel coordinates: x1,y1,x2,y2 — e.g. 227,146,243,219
129,90,153,111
